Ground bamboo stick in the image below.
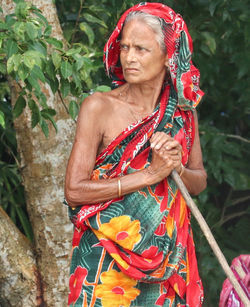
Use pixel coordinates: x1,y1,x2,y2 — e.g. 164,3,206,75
171,170,250,306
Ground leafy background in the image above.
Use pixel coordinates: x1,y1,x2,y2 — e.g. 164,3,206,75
0,0,249,305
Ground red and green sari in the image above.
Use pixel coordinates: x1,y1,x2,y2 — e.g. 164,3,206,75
67,3,204,307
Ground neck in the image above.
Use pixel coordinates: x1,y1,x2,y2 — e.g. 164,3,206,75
124,73,166,113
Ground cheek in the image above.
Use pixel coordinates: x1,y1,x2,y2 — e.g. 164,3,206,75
120,53,124,65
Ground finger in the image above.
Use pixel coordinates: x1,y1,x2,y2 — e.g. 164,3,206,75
150,132,163,144
150,133,171,150
155,147,168,158
164,139,182,151
165,149,180,156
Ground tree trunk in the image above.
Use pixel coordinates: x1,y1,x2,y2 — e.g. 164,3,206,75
0,1,75,306
0,207,39,307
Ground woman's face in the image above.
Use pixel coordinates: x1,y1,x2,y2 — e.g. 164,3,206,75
120,19,168,85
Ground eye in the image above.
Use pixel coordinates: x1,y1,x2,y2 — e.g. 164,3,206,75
120,43,128,51
135,45,146,52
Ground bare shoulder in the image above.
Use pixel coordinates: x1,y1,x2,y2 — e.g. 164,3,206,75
78,88,120,117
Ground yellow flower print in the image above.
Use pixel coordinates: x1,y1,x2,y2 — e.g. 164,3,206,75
95,269,140,307
98,216,141,250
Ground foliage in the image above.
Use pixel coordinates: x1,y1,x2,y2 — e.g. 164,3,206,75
0,75,33,240
0,0,249,305
167,1,250,305
0,0,110,133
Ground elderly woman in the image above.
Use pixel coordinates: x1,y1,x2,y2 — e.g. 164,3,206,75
65,3,207,307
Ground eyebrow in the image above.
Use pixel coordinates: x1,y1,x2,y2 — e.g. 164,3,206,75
120,41,150,50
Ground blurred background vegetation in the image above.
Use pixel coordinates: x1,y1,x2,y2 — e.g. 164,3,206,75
0,0,249,305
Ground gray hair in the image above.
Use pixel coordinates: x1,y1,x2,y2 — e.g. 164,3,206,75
124,11,166,53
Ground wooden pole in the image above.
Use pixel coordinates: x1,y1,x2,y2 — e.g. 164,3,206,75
171,170,250,306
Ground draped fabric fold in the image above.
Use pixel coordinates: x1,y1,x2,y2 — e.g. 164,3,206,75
67,3,204,306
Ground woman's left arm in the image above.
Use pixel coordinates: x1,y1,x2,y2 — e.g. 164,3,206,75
150,110,207,195
179,110,207,195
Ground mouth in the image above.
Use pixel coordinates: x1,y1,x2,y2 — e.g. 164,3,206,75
124,68,139,73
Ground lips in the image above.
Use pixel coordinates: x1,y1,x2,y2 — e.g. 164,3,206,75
124,68,139,73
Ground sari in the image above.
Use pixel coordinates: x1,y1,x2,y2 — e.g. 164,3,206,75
67,3,204,307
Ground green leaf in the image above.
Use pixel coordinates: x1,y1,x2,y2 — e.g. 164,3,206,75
33,11,49,27
25,22,38,40
41,108,56,116
209,2,218,17
60,61,73,79
23,50,43,69
31,65,45,83
0,21,8,30
6,40,18,58
13,21,26,41
13,96,26,118
82,56,93,71
12,54,22,72
28,99,40,128
72,69,82,89
15,205,33,241
46,76,59,94
84,13,107,28
0,110,5,128
45,37,63,49
70,82,79,97
5,15,15,28
44,25,52,37
93,85,111,92
30,41,47,56
201,32,216,54
7,54,21,73
27,75,41,93
79,93,89,105
41,109,57,132
72,54,84,70
65,47,82,56
79,22,95,45
37,92,48,108
69,100,79,120
17,63,29,81
45,59,55,79
60,78,70,98
15,1,30,19
7,55,15,74
40,118,49,138
51,52,61,69
0,62,6,74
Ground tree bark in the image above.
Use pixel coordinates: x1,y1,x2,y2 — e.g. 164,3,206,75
0,207,40,307
0,1,75,306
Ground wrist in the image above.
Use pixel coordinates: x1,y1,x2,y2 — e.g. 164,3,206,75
143,166,157,186
177,163,185,177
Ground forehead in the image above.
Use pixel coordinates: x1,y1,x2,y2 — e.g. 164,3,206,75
121,19,159,45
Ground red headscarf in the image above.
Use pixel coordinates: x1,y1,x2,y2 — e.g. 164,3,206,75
103,2,204,110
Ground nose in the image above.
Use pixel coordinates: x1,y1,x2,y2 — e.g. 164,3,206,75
126,48,136,63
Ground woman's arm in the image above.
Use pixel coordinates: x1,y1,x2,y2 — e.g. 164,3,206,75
65,93,176,207
179,111,207,195
150,110,207,195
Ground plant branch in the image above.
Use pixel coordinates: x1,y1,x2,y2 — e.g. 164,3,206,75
220,187,233,224
57,90,76,123
200,131,250,144
217,211,249,227
230,195,250,206
71,0,84,45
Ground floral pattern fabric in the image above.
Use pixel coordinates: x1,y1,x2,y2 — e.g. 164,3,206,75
67,2,204,306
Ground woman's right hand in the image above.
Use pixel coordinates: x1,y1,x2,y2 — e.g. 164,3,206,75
146,132,182,184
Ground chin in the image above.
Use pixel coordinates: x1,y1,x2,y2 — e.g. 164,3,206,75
124,76,144,84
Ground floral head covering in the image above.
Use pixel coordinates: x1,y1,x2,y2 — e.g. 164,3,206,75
103,2,204,110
